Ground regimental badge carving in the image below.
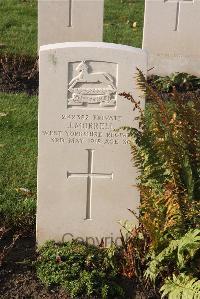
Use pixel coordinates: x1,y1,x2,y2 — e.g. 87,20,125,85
67,61,117,109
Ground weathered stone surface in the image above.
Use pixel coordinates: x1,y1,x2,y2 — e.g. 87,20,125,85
37,42,147,246
38,0,104,46
143,0,200,76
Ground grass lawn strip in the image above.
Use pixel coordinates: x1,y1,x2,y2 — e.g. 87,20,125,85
0,0,144,57
0,93,37,231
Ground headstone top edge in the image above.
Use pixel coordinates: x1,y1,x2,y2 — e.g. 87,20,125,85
39,42,146,55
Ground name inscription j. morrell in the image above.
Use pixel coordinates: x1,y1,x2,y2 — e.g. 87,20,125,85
41,113,129,145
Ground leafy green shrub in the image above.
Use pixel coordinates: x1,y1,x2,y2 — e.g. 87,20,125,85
36,241,124,298
149,72,200,92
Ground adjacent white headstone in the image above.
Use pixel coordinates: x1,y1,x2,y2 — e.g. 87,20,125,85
38,0,104,47
37,42,147,246
143,0,200,76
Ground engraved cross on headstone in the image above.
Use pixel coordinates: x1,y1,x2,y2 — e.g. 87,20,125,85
164,0,193,31
67,0,73,27
67,149,113,220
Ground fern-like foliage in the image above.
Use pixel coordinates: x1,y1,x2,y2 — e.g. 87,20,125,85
120,69,200,245
160,273,200,299
145,239,179,282
177,229,200,268
145,229,200,282
120,70,200,298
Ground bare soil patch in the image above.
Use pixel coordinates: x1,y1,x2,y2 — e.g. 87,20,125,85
0,232,71,299
0,54,38,95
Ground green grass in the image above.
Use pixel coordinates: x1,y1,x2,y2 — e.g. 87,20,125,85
0,0,37,56
104,0,144,48
0,0,144,57
0,93,37,230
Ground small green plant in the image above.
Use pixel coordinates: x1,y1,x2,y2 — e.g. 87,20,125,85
150,72,200,92
36,241,124,298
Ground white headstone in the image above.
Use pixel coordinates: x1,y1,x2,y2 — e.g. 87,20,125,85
37,42,147,246
143,0,200,76
38,0,104,47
